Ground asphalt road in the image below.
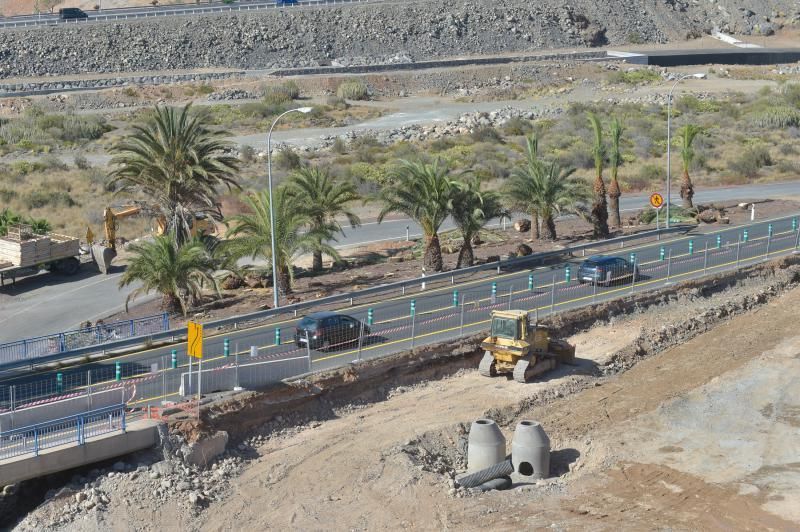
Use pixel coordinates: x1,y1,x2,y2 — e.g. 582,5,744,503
0,0,373,28
1,181,798,342
1,213,797,414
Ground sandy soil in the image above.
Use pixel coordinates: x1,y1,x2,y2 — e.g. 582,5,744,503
107,286,800,530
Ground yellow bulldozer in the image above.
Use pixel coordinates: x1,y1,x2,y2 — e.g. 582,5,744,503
479,309,576,383
90,205,217,274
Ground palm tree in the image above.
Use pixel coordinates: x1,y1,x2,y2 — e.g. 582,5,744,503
285,165,361,272
677,124,702,208
227,187,338,297
587,112,610,239
507,134,542,241
608,117,623,229
108,104,240,247
451,179,508,268
119,234,219,315
533,161,587,240
378,159,456,272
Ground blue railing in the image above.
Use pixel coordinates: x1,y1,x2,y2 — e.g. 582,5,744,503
0,314,169,365
0,404,126,460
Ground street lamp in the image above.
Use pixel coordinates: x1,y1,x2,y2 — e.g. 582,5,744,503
267,106,313,309
666,73,705,227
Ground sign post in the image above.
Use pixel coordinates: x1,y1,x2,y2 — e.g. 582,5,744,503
187,321,204,417
650,193,664,230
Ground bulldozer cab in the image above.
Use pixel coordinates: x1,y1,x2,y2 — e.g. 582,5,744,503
490,312,524,341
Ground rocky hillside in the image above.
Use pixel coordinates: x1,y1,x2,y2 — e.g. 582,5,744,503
0,0,796,78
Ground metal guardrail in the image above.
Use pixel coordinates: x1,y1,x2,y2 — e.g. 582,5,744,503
0,225,686,370
0,0,376,29
0,314,169,365
0,404,125,460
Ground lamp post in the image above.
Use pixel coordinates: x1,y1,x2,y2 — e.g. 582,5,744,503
666,73,705,228
267,106,313,309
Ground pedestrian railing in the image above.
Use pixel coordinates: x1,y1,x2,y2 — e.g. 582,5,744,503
0,313,169,365
0,404,125,460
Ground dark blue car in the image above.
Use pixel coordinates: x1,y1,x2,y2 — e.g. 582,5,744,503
275,0,298,5
577,255,638,286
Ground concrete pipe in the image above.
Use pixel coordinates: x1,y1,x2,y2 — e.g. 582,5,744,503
467,418,506,472
456,460,514,489
511,420,550,479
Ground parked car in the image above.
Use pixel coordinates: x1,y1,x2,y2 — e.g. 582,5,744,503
577,255,639,286
275,0,298,5
295,311,369,350
58,8,88,19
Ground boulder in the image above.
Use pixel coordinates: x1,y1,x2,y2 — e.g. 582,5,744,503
513,219,531,233
516,243,533,256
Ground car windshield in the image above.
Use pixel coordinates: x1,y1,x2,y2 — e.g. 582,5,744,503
491,317,518,339
298,317,319,331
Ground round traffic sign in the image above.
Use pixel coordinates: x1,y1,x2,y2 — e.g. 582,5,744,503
650,193,664,209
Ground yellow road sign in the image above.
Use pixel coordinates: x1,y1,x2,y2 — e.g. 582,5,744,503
187,321,203,359
650,193,664,209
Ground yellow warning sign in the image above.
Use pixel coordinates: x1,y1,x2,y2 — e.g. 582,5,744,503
187,321,203,359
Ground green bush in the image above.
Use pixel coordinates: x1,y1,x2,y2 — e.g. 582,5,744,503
262,90,293,106
27,217,52,234
23,190,77,209
239,145,257,164
627,32,645,45
325,96,349,110
274,146,301,170
502,117,532,136
607,69,661,85
0,189,16,203
750,106,800,128
728,145,772,178
74,154,92,170
331,137,348,154
470,127,504,144
336,79,369,101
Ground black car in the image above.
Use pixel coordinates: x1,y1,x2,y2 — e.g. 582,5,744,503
295,311,369,350
58,8,88,19
577,255,638,286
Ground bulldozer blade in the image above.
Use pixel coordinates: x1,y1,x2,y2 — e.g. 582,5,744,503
92,245,117,274
478,351,498,377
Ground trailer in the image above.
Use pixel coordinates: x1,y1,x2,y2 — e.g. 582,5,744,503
0,224,83,287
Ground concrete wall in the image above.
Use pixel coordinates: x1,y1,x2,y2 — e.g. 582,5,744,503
0,386,131,432
0,420,159,486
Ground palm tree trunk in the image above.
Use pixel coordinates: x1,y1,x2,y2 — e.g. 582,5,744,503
456,239,474,268
541,215,557,240
278,266,292,296
312,250,323,272
608,177,622,229
592,174,609,239
680,170,694,208
530,210,540,241
424,233,444,272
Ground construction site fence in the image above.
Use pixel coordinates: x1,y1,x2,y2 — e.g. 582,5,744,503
0,313,169,366
2,216,798,417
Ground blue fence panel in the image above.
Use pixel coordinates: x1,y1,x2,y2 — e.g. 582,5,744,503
0,404,126,460
0,314,169,365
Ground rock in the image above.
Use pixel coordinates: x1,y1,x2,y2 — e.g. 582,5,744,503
183,431,229,467
176,481,191,492
75,492,87,503
516,243,533,256
697,209,718,224
514,219,532,233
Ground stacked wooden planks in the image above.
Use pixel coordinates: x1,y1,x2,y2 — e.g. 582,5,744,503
0,234,79,268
